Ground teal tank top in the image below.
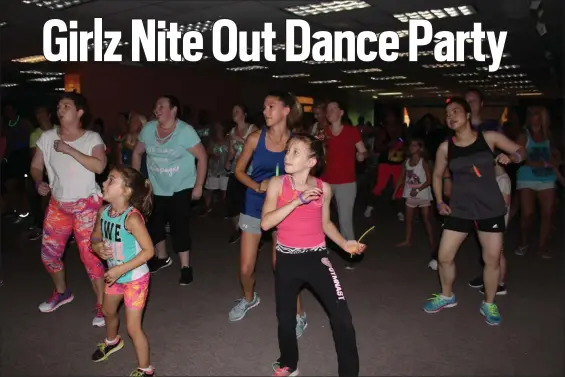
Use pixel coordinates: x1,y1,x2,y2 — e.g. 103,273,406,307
101,206,149,284
516,131,556,182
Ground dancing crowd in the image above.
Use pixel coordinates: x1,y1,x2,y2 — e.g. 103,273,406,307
0,87,562,377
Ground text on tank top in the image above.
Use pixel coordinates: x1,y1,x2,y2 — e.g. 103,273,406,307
517,131,555,182
101,206,149,284
276,175,325,248
447,132,506,220
243,128,288,218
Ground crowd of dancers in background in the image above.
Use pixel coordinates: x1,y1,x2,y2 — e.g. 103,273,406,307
0,87,562,377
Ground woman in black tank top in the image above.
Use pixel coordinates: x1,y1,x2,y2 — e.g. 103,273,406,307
423,97,525,326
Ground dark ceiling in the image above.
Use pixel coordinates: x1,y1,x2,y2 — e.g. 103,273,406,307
0,0,563,100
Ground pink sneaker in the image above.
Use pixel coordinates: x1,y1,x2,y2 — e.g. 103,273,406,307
92,304,105,327
38,289,74,312
273,366,299,376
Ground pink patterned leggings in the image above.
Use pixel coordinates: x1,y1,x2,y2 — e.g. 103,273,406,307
41,195,104,280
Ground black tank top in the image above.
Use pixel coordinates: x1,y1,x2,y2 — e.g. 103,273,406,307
447,132,506,220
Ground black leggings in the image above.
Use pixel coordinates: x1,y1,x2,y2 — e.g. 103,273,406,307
275,248,359,377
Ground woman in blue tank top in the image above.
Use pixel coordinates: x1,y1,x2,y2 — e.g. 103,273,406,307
228,92,307,334
515,106,560,258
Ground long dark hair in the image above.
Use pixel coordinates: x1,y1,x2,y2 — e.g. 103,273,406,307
268,90,303,130
112,166,153,218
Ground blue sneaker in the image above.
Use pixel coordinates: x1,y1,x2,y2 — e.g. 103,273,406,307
423,294,457,313
296,313,307,338
229,292,260,322
480,302,501,326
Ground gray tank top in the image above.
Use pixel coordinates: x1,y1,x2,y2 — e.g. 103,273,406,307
447,132,506,220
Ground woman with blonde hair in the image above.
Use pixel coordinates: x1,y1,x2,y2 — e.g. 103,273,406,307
515,106,561,259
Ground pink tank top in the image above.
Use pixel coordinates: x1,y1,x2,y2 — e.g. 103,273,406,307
276,175,325,249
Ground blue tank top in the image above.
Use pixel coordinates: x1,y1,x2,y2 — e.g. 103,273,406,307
242,128,288,219
517,131,555,182
101,206,149,284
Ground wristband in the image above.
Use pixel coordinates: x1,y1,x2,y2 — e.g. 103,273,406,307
436,201,444,209
298,193,308,204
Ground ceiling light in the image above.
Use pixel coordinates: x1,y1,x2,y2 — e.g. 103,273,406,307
28,76,61,82
338,85,366,89
309,80,340,84
370,76,407,80
422,63,465,68
342,68,382,74
504,85,537,89
285,1,371,17
359,89,384,93
258,44,301,52
377,30,409,39
413,86,439,90
466,53,510,60
20,70,64,76
498,80,531,84
0,83,19,88
395,82,425,86
272,73,310,78
397,50,434,57
458,79,490,83
301,59,343,64
88,40,129,50
488,73,527,78
0,21,7,28
430,90,451,94
12,55,47,63
165,56,210,62
226,65,268,72
378,92,404,96
444,72,479,77
22,0,93,10
393,5,476,22
476,64,520,71
177,20,215,33
516,92,542,96
55,88,66,91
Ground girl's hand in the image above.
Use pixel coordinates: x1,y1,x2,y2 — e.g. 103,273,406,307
104,266,123,286
343,240,366,255
258,179,269,193
92,242,113,260
410,188,419,197
437,201,451,215
495,154,511,165
298,187,322,204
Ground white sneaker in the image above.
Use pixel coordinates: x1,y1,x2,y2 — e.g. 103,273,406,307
364,206,373,218
92,305,106,327
397,212,405,222
428,259,438,270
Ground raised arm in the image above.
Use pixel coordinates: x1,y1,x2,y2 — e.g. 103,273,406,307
260,177,293,230
485,131,526,164
64,144,107,174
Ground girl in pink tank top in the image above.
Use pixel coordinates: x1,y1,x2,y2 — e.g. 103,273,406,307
261,134,366,377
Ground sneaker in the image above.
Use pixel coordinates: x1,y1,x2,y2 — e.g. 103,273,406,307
179,266,193,286
228,292,260,322
92,304,105,327
344,263,356,270
296,313,308,339
515,244,528,256
479,284,507,296
148,257,172,273
273,366,299,376
423,294,457,313
468,276,483,289
540,250,553,259
38,289,74,312
228,230,241,244
28,228,43,241
397,212,405,222
91,336,124,362
428,259,438,271
130,367,155,377
480,301,502,326
363,206,373,218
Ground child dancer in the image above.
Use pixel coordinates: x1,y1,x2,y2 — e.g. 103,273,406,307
90,166,155,377
203,122,229,214
395,139,434,249
262,134,365,377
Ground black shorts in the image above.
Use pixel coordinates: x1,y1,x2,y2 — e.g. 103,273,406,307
443,215,505,233
225,174,246,218
147,188,193,253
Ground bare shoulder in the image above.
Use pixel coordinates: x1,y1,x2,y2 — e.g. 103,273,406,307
438,140,449,152
125,210,144,228
246,129,261,145
322,181,332,196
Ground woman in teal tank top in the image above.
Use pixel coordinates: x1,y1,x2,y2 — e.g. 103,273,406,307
515,106,561,258
228,91,308,337
90,166,156,377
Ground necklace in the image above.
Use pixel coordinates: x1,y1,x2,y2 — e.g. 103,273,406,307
155,122,176,144
8,115,20,127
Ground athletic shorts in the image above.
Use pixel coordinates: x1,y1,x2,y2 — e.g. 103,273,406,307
205,176,229,191
239,213,262,234
147,188,192,253
516,180,555,191
405,197,432,208
443,215,506,233
105,273,150,310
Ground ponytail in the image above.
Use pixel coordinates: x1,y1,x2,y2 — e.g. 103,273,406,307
268,90,303,130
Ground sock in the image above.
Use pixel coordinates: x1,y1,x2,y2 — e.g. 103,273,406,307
138,365,154,373
105,336,120,345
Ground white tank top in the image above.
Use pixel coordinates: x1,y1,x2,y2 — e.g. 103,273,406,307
403,158,432,200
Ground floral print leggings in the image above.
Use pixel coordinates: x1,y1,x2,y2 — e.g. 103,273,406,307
41,195,104,280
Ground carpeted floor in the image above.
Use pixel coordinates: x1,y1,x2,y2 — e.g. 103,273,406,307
0,204,563,376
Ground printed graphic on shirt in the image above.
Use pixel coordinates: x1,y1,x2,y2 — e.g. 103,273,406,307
388,143,405,163
529,146,553,177
405,169,422,188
